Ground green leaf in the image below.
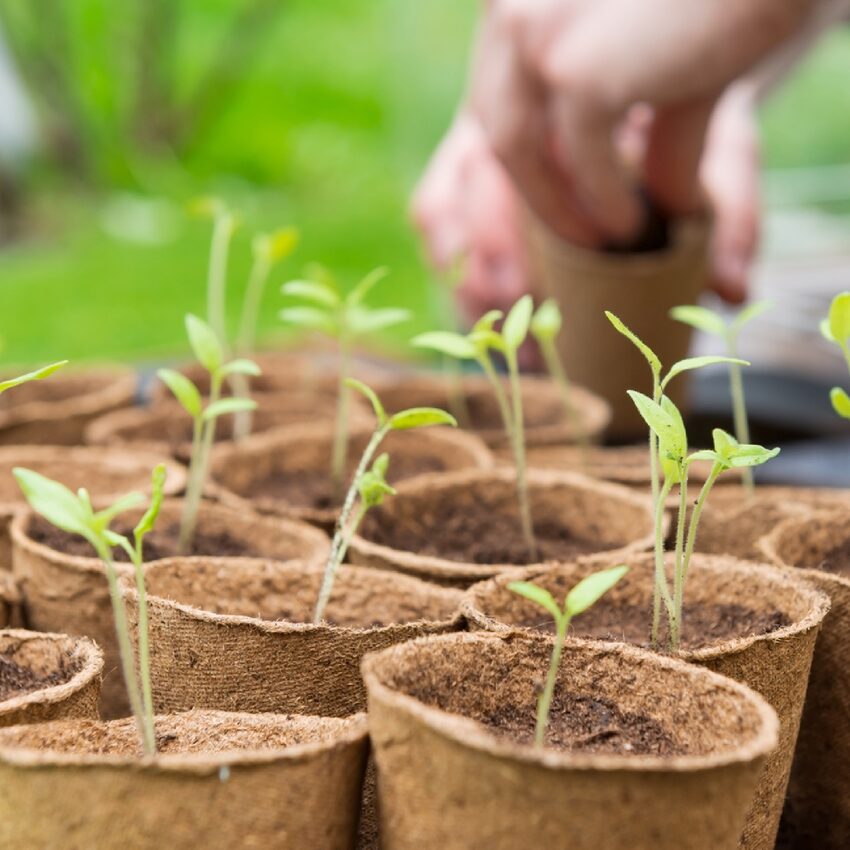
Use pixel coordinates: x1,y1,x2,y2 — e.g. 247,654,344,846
93,492,146,530
565,565,629,617
389,407,457,430
185,314,224,375
411,331,477,360
13,468,93,541
530,299,562,342
218,358,262,378
134,464,168,540
627,391,685,457
0,360,68,394
280,279,339,308
157,369,202,419
502,295,534,352
279,307,337,335
347,266,389,306
345,378,387,425
661,356,749,391
470,328,505,355
669,305,727,336
732,300,772,332
659,395,688,457
507,581,562,622
828,292,850,346
831,387,850,420
254,227,299,264
473,310,503,333
203,398,257,421
605,312,661,376
686,449,722,466
820,318,835,343
727,444,780,468
358,453,397,508
347,306,411,335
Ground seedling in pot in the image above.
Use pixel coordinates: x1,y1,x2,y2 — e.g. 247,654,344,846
280,266,410,499
509,565,628,748
671,301,772,493
820,292,850,422
413,295,539,560
628,390,778,649
158,314,258,552
13,464,169,756
313,379,456,623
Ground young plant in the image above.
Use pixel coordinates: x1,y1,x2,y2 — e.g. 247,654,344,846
413,295,539,560
0,360,68,396
13,464,169,756
670,301,772,493
820,292,850,421
280,266,410,499
158,314,258,552
628,390,779,649
313,379,456,623
509,565,629,748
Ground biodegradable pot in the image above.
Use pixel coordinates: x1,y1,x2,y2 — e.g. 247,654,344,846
122,557,464,850
0,709,368,849
758,510,850,848
373,371,611,452
0,572,19,627
12,499,328,718
210,422,495,528
526,213,709,439
348,468,657,587
462,555,829,850
363,631,778,850
0,629,102,728
0,444,187,571
0,366,137,445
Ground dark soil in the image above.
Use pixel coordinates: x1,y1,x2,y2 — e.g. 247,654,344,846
27,517,265,561
0,650,81,702
814,539,850,578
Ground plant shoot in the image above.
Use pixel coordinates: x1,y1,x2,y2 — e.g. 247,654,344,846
820,292,850,422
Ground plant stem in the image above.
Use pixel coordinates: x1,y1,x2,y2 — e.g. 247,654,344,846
651,477,675,649
682,464,722,586
670,463,689,651
648,373,664,643
330,336,353,502
130,549,155,753
535,614,569,748
207,214,234,353
314,425,388,623
443,354,471,429
314,502,368,625
230,371,253,441
236,254,270,358
727,334,753,494
540,338,587,457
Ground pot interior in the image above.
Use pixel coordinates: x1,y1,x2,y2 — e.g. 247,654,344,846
768,510,850,578
0,633,85,704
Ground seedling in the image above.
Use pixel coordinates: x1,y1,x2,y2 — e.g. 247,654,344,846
606,311,747,643
0,360,68,396
13,464,169,756
671,301,772,492
628,390,778,649
313,379,456,623
280,266,410,499
413,295,538,560
509,565,628,748
820,292,850,421
158,314,258,552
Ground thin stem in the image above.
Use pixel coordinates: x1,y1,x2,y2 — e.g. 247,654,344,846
131,548,155,753
727,334,753,493
682,464,722,586
670,463,689,650
207,215,234,353
443,355,471,429
651,477,675,649
535,614,569,748
649,373,664,644
230,371,253,441
314,503,368,625
540,338,587,455
330,336,353,501
236,255,270,357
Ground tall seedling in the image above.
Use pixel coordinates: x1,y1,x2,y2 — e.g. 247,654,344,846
820,292,850,423
509,565,628,747
280,267,410,499
671,301,772,492
14,464,168,755
313,379,456,623
158,314,258,552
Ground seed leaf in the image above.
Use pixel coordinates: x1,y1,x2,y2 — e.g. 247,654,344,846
281,279,339,308
669,305,727,336
359,453,396,508
135,464,167,539
727,445,780,468
530,299,562,342
566,565,628,617
347,267,389,306
389,407,457,431
186,314,224,375
507,581,561,622
157,368,202,419
93,492,146,530
203,398,257,421
659,395,688,458
473,310,503,333
502,295,534,352
411,331,477,360
345,378,387,425
218,358,262,378
13,468,93,541
279,307,337,335
687,449,722,466
628,391,685,457
0,360,68,394
606,312,661,376
662,356,749,390
732,300,772,332
828,292,850,346
831,387,850,420
255,227,299,264
347,306,410,335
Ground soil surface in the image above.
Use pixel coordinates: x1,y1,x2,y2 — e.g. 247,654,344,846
0,651,81,702
813,539,850,578
463,392,561,432
27,517,266,561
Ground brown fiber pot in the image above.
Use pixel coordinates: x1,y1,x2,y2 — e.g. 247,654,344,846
362,631,778,850
526,213,708,440
462,555,828,850
209,422,495,529
373,371,611,452
0,572,20,627
0,366,137,445
0,709,368,849
0,629,102,728
12,499,328,719
758,509,850,848
122,557,464,850
0,445,187,571
348,468,657,587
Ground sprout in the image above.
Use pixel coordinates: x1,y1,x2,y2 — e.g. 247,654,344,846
0,360,68,394
628,390,779,649
158,314,258,552
280,266,410,499
671,301,772,493
413,295,539,560
13,464,169,756
820,292,850,422
313,380,456,623
509,565,628,748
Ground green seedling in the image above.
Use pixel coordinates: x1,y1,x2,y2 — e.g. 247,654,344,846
671,301,772,493
14,464,168,756
820,292,850,421
628,390,778,649
509,565,628,748
0,360,68,395
606,311,748,644
158,314,258,552
415,296,552,562
280,266,410,499
313,379,456,623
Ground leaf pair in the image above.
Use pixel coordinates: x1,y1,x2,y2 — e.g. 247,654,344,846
358,453,396,509
671,302,771,340
346,378,457,432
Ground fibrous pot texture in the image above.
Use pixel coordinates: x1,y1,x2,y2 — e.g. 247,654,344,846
349,468,657,587
0,629,102,728
363,631,778,850
0,709,368,850
0,572,19,627
462,554,829,850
